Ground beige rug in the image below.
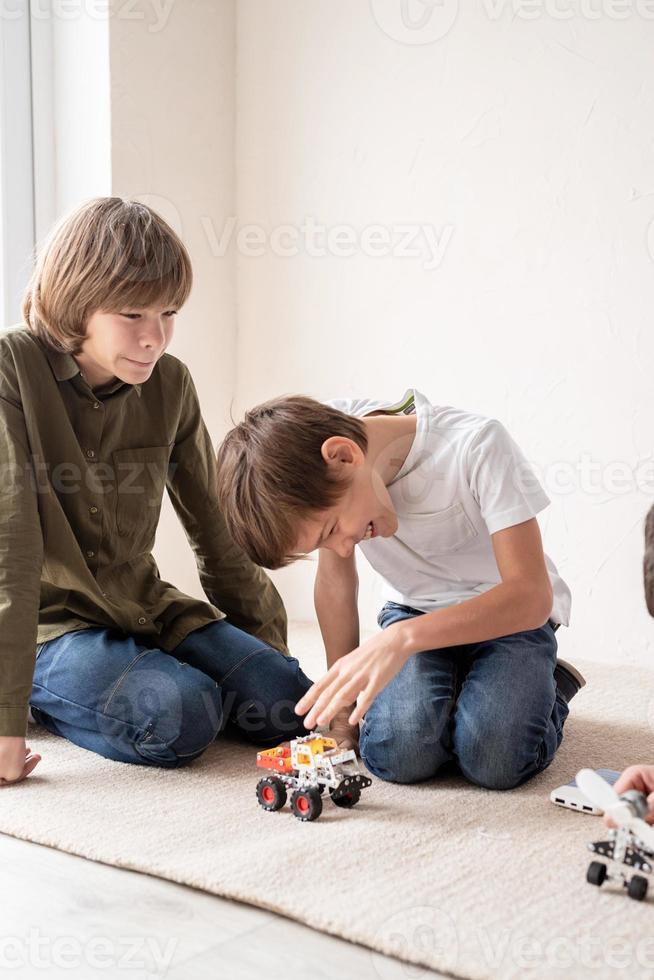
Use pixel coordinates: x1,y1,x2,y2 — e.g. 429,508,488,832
1,623,654,980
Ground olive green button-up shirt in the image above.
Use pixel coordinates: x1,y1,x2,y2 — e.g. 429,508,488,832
0,326,289,737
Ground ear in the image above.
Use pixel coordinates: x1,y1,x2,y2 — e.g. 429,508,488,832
320,436,362,469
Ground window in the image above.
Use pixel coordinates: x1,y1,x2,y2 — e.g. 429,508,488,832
0,6,35,326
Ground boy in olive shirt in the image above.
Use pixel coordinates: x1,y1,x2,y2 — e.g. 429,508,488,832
0,197,312,787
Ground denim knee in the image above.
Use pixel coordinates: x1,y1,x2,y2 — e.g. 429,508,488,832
131,667,224,768
358,681,456,784
360,742,450,784
456,751,521,790
453,699,560,790
359,717,452,784
454,727,546,791
230,654,314,746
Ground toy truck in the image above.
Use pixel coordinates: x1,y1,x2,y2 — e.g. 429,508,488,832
577,768,654,902
255,732,372,821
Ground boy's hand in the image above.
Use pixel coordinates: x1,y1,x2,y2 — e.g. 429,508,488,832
276,707,360,755
294,622,411,730
604,764,654,827
327,705,360,755
0,736,41,786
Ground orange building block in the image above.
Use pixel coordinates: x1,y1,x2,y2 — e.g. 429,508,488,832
256,744,293,774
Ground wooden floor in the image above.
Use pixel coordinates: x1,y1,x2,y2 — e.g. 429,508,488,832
0,832,448,979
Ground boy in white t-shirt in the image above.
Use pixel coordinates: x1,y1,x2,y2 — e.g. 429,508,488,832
216,389,581,790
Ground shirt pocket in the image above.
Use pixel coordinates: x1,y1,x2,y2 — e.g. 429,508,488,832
396,501,478,560
112,446,172,545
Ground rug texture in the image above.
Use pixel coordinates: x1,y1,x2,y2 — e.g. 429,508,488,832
1,622,654,980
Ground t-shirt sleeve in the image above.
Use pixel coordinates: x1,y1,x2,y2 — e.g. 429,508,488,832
465,419,551,536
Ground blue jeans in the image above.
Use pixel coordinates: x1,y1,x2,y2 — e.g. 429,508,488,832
30,619,314,768
358,602,569,790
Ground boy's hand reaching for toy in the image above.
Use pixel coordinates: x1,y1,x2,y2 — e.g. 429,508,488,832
603,764,654,828
294,623,411,730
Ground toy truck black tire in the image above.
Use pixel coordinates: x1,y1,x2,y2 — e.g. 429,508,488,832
586,861,607,886
290,787,323,821
256,776,287,811
330,784,362,808
330,773,371,807
627,875,648,901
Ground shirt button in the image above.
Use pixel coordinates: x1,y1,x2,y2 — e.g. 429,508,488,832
89,506,98,515
137,617,147,625
101,592,109,598
92,402,100,409
86,450,95,459
86,550,95,558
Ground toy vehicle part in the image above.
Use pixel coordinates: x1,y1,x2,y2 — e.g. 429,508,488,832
255,733,372,822
577,768,654,902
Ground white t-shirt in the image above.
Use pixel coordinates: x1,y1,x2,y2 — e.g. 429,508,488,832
325,388,571,628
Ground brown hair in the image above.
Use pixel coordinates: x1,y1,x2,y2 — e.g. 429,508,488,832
216,395,368,569
22,197,193,354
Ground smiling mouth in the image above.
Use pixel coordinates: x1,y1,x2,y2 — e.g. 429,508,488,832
361,520,376,542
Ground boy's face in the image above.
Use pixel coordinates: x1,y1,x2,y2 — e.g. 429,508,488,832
74,305,177,389
293,437,398,559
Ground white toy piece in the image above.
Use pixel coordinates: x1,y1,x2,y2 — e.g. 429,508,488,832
550,768,620,815
577,768,654,902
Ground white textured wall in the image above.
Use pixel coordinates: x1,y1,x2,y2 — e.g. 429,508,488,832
234,1,654,666
44,1,654,667
110,0,237,601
